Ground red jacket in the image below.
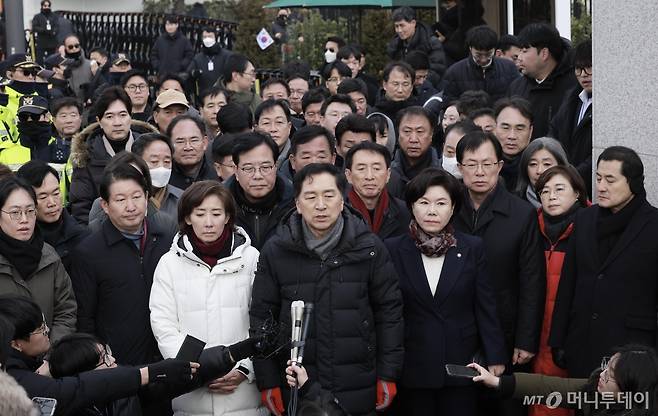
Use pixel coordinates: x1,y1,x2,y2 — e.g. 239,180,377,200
531,209,573,416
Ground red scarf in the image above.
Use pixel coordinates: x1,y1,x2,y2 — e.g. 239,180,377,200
189,227,231,267
348,188,389,234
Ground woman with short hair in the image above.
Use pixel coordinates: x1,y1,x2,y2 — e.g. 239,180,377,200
0,177,76,343
150,180,263,415
530,165,589,416
384,168,506,415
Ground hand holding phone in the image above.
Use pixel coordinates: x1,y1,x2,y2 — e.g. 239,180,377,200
445,364,480,378
176,335,206,362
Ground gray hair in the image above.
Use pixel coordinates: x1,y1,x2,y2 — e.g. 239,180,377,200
515,136,569,195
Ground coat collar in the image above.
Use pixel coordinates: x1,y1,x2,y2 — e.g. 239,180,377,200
598,200,656,271
398,232,469,311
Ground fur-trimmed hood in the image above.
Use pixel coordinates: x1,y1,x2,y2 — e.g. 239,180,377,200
69,119,158,169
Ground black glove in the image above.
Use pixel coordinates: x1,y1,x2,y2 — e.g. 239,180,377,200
551,348,567,369
147,358,192,384
190,69,202,78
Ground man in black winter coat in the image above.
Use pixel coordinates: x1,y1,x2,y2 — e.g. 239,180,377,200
32,0,59,64
442,25,520,104
549,147,658,379
187,28,232,97
387,7,446,82
452,131,544,416
226,132,295,250
70,162,175,367
250,163,403,416
17,161,87,275
507,23,578,139
150,16,194,76
548,39,592,196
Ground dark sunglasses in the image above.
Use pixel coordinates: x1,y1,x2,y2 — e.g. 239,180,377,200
66,44,81,50
18,113,45,122
21,68,39,77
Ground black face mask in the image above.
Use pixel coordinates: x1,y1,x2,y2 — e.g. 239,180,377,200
65,50,81,60
17,120,52,139
9,80,38,95
277,16,288,25
42,8,52,14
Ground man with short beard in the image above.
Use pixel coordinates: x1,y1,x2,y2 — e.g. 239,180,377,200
62,34,92,100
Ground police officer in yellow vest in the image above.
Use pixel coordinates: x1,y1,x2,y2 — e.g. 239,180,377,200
0,95,55,166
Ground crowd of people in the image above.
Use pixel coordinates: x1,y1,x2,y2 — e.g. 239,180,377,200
0,1,656,416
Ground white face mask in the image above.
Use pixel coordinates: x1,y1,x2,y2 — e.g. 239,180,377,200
150,166,172,188
324,50,337,63
202,37,216,48
442,156,462,179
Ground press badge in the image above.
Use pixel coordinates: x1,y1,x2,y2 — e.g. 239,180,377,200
208,61,214,71
46,21,51,30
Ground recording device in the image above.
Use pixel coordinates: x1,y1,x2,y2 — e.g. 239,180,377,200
297,303,313,364
32,397,57,416
290,300,304,364
445,364,480,378
176,335,206,362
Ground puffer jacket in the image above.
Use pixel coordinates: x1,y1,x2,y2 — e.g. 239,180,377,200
441,55,521,104
150,227,264,416
387,22,447,79
531,209,573,416
249,208,404,415
68,120,159,224
0,242,77,343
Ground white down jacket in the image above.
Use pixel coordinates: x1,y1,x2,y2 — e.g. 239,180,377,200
150,227,266,416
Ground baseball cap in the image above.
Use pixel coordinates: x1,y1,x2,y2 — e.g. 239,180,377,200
44,53,73,70
112,53,131,66
18,95,49,115
156,89,189,109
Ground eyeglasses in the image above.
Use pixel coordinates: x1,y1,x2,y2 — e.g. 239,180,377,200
30,322,49,337
173,137,203,147
66,44,81,50
575,67,592,76
241,71,256,78
95,344,114,368
218,162,236,169
1,207,37,221
600,356,615,383
239,164,274,176
125,83,148,93
326,77,342,84
539,186,569,198
459,161,500,172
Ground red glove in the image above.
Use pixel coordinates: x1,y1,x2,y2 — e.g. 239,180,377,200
376,379,397,411
261,387,284,416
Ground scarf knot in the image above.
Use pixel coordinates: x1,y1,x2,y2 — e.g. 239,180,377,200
409,219,456,257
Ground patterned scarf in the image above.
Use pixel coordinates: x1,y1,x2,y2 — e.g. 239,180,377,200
409,219,457,258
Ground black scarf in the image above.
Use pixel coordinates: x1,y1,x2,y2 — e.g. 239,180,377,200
234,180,279,215
542,203,581,244
400,148,433,181
0,228,44,280
500,153,521,190
596,194,644,262
38,215,65,247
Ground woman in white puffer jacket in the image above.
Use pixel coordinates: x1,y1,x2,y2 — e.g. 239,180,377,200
150,181,266,416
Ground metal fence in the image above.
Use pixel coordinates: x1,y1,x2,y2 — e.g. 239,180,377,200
57,11,238,74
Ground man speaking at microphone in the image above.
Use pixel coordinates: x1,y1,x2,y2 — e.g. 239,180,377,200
249,163,404,415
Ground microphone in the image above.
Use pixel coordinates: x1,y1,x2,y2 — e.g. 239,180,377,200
297,303,313,365
290,300,304,364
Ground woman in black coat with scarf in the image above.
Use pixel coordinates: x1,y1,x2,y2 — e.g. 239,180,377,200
384,168,507,415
